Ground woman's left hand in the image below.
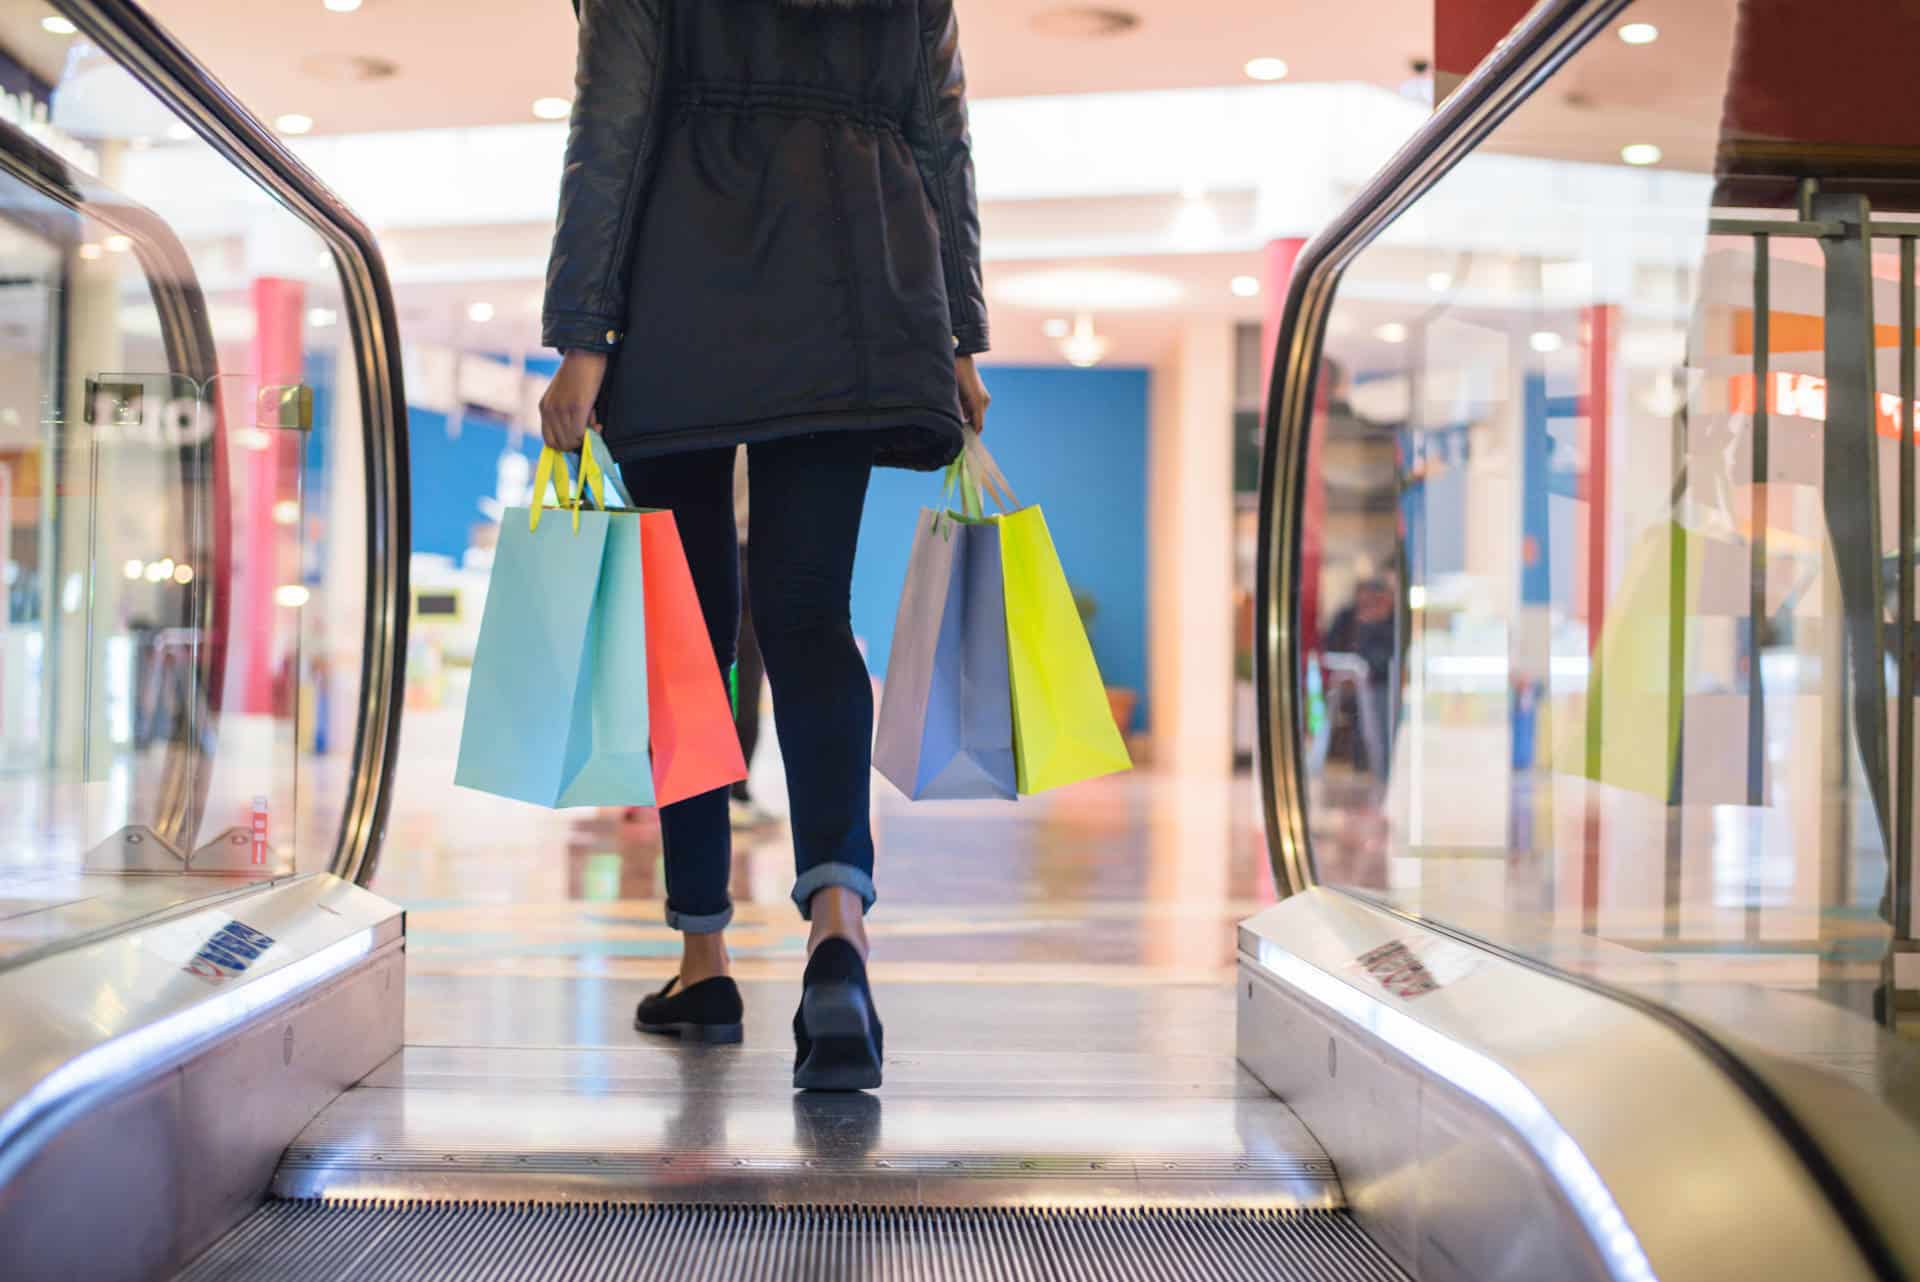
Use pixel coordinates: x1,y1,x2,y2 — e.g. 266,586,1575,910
541,350,608,451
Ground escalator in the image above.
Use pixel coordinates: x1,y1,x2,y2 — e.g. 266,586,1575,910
10,0,1920,1280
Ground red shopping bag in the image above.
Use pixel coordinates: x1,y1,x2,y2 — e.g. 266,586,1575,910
637,511,748,805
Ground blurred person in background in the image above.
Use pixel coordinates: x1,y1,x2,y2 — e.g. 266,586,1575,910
537,0,991,1091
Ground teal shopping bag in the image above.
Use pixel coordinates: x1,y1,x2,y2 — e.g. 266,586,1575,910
455,448,656,807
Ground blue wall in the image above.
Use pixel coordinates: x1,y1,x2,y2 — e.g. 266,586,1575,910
406,361,1153,729
850,365,1150,729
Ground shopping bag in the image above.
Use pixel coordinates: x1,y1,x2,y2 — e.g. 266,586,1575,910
875,506,1017,800
590,429,746,806
456,448,656,807
638,509,748,806
952,433,1130,794
1553,519,1747,800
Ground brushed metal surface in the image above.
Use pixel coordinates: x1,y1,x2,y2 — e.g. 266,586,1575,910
1236,889,1883,1282
179,1203,1407,1282
272,1070,1338,1208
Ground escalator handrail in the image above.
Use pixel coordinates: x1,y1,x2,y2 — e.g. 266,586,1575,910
1253,4,1911,1282
1255,0,1632,901
57,0,411,888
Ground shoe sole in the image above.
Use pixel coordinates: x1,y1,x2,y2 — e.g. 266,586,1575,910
634,1018,744,1045
794,980,882,1091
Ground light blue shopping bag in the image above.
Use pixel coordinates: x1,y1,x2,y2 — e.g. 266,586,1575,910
455,446,656,807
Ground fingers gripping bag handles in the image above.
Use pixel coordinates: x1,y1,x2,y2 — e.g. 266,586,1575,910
582,431,749,807
971,433,1132,793
455,445,657,808
875,436,1017,800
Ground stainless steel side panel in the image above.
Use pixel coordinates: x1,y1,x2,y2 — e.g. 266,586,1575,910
1237,889,1876,1282
0,874,405,1282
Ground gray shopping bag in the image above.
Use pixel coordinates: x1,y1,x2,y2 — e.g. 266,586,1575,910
874,509,1016,800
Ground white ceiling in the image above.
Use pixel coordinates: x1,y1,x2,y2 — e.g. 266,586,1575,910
137,0,1431,135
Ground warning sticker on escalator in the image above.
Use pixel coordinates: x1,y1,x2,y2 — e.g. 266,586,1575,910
1350,937,1480,999
181,920,277,985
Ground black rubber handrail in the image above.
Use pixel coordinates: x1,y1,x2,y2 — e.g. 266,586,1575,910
57,0,411,888
1253,3,1910,1281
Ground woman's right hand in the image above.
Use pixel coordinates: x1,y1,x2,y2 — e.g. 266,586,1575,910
540,349,609,452
956,354,990,435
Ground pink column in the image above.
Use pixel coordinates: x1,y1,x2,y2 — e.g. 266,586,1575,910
243,277,304,716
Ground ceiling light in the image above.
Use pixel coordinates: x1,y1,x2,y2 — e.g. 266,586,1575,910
144,561,168,583
308,307,338,328
104,234,131,253
1529,330,1564,353
275,584,312,608
78,243,102,261
1245,57,1289,82
995,268,1183,311
1617,22,1658,45
273,500,301,525
1426,271,1453,292
323,0,363,10
174,564,195,585
1059,313,1109,368
40,16,77,35
165,122,193,142
238,428,274,451
1170,191,1222,247
275,113,314,136
1230,275,1260,298
1375,322,1408,344
532,97,572,121
467,301,496,323
1042,318,1070,338
123,560,144,581
1621,142,1661,166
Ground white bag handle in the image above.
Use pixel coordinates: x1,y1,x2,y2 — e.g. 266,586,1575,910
962,429,1019,512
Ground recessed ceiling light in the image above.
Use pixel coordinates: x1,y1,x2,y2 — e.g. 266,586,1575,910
1426,271,1453,292
276,113,315,136
1244,57,1289,82
40,16,77,35
1529,331,1564,353
104,234,132,253
467,301,496,323
1042,318,1070,338
308,307,339,328
1375,322,1408,344
275,584,312,608
995,268,1183,311
1618,22,1658,45
532,97,572,121
78,243,102,261
323,0,363,11
174,564,195,585
165,121,193,142
1621,142,1662,166
1230,275,1260,298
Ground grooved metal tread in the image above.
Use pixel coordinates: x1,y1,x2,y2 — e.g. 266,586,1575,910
178,1202,1407,1282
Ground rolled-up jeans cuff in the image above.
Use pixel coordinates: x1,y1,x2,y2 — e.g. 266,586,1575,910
665,904,734,934
791,863,876,919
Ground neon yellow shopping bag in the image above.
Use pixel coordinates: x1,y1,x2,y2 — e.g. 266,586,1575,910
1554,519,1743,799
997,497,1133,794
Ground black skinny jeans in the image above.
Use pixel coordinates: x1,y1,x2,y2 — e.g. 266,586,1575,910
620,434,876,934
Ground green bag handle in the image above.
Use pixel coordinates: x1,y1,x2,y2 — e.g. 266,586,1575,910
940,429,1018,523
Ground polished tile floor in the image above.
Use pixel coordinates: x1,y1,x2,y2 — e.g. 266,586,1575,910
377,705,1277,998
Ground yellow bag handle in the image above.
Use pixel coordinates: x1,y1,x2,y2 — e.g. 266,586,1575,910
530,446,584,533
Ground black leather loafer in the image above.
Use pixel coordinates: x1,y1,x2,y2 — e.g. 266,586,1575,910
635,975,744,1044
792,939,883,1091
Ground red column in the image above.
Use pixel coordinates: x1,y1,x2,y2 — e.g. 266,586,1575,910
1433,0,1534,102
244,277,304,716
1580,303,1616,931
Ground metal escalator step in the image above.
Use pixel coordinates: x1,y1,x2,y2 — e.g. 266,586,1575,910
179,1201,1407,1282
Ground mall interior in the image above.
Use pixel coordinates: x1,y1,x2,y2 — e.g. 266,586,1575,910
9,0,1920,1278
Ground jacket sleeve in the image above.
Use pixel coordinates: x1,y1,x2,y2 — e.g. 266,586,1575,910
906,0,989,357
541,0,668,354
